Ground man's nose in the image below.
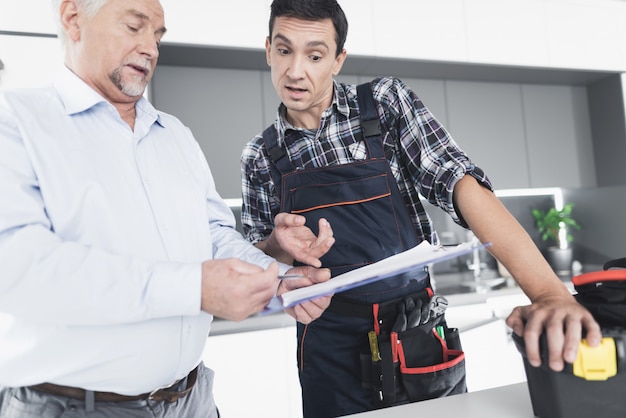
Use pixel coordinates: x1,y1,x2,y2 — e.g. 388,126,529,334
287,55,306,79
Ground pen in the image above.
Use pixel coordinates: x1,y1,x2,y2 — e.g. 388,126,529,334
278,274,307,280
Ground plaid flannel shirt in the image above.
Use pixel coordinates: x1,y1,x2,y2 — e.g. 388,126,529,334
241,76,492,245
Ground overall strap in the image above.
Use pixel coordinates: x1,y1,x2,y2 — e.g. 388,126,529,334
262,82,385,202
261,126,297,201
356,82,385,159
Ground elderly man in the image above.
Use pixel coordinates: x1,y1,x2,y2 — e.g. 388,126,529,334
0,0,332,416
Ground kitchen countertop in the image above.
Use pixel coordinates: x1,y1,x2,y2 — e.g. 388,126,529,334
343,382,535,417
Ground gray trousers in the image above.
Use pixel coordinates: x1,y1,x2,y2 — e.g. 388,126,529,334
0,363,219,418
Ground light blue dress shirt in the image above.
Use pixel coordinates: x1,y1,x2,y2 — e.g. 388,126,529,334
0,66,281,394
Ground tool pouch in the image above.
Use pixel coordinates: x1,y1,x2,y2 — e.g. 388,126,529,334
395,316,466,403
360,313,467,406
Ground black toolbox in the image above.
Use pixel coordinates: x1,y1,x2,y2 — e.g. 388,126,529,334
513,262,626,418
513,330,626,418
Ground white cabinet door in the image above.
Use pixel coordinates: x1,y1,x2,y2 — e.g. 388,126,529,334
158,0,268,48
0,35,63,90
0,1,56,34
203,326,302,418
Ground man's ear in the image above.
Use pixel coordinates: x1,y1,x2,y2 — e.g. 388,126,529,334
59,0,81,42
332,49,347,77
265,37,272,67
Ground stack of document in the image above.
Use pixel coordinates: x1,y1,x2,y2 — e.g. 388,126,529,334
262,241,489,314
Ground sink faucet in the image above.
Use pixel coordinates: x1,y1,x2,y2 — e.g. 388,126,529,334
466,232,487,279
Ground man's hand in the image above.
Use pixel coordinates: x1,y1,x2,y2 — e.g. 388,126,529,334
200,259,279,321
260,213,334,267
278,265,332,324
506,294,601,371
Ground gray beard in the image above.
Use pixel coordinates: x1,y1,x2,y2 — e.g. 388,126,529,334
110,68,147,97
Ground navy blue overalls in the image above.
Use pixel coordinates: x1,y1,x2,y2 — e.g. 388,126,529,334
262,83,431,417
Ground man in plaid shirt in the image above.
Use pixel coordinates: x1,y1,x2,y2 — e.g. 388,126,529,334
241,0,601,416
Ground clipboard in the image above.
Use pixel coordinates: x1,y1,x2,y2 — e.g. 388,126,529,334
261,240,491,315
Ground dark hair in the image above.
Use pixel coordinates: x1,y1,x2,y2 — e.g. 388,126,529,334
269,0,348,57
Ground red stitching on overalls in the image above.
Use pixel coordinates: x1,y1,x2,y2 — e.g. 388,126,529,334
291,193,391,214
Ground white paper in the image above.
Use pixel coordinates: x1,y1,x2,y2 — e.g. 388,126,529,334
261,241,489,314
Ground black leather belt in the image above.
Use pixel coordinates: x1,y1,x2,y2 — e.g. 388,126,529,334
29,366,198,403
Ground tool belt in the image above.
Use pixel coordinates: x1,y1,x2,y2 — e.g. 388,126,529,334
343,289,467,406
29,366,198,403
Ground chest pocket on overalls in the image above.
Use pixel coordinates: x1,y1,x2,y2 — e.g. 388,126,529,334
284,158,407,276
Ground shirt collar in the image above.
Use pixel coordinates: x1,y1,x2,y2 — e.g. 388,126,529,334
53,65,164,128
333,79,351,118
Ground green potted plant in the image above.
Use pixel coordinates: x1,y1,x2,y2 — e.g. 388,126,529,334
531,202,581,277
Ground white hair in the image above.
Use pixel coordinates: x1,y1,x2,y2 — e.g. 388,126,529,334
52,0,110,46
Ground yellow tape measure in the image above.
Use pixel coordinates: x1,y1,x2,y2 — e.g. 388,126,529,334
368,331,381,362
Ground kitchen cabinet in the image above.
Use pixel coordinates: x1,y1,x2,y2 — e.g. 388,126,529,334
523,84,596,188
202,325,302,418
0,34,62,90
150,66,266,199
3,2,617,194
0,1,56,35
422,79,595,189
446,80,530,189
158,0,269,48
156,0,626,73
151,65,597,197
587,74,626,187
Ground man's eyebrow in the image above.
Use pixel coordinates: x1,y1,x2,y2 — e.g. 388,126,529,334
272,33,329,50
272,33,292,45
305,40,329,51
126,9,167,36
